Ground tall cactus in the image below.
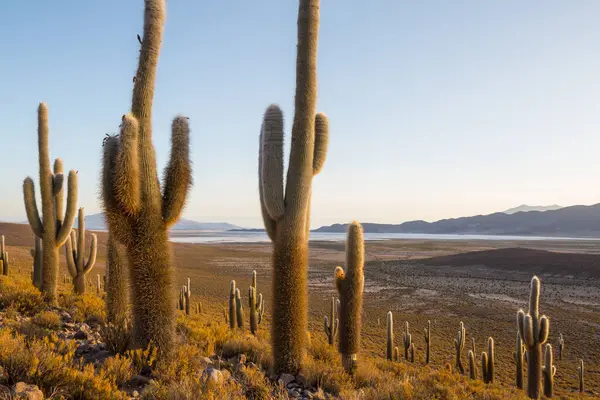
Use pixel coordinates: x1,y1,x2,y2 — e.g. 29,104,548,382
557,333,564,361
402,321,412,360
30,237,43,289
542,343,556,398
455,321,466,374
481,337,495,384
228,280,237,329
100,0,192,357
515,330,526,389
257,0,327,374
517,276,550,399
468,350,477,379
249,286,264,335
235,288,244,329
1,236,8,276
386,311,394,361
106,233,128,324
184,278,191,315
424,320,431,364
323,296,338,345
577,359,584,392
65,208,97,295
23,103,78,304
335,221,364,374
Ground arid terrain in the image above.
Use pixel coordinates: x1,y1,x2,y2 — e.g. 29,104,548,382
1,221,598,398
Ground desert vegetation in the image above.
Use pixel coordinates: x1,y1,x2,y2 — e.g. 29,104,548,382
0,0,598,399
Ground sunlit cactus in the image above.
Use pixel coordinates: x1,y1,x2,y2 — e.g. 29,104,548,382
542,343,556,397
30,237,43,289
335,221,364,375
481,337,495,384
557,333,564,361
100,0,192,357
424,320,431,364
23,104,78,304
235,288,244,329
517,276,550,399
402,321,412,360
106,233,128,324
323,296,338,345
468,350,477,379
515,330,526,389
258,0,328,374
185,278,191,315
1,236,8,276
386,311,394,361
228,280,237,329
249,285,264,334
65,208,97,295
578,359,584,393
455,321,466,374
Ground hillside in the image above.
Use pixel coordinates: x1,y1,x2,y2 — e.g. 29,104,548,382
315,203,600,237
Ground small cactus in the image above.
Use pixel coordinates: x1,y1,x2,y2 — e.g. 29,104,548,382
235,288,244,329
387,313,394,360
96,274,101,295
468,350,477,379
249,284,264,334
515,330,526,389
65,208,98,295
517,276,550,399
557,333,564,361
409,343,415,363
228,280,236,329
184,278,191,315
542,343,556,398
424,320,431,364
455,321,466,374
393,346,399,362
402,321,412,360
481,337,495,384
578,359,584,393
323,296,338,345
1,236,8,276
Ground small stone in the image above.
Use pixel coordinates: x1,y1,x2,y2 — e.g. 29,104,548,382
269,374,278,382
73,330,88,340
140,365,153,377
59,311,72,323
296,373,307,387
130,375,151,387
90,350,112,364
201,367,223,384
302,390,314,399
278,373,295,387
14,382,44,400
288,389,301,398
132,391,139,398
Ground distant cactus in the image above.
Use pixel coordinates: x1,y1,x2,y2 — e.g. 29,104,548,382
23,104,78,304
557,333,564,361
515,330,526,389
455,321,466,374
258,0,328,374
393,346,400,362
542,343,556,397
185,278,191,315
105,233,128,324
249,282,264,335
235,288,244,329
178,286,185,311
481,337,495,384
409,343,415,363
335,222,364,374
468,350,477,379
386,311,394,361
323,296,338,345
517,276,550,399
578,359,584,393
228,280,237,329
101,0,192,357
64,208,97,295
1,236,8,276
403,321,412,360
424,320,431,364
97,274,102,295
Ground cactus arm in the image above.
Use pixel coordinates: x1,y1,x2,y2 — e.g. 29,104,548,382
76,208,85,269
56,170,78,246
260,105,285,221
161,116,192,227
312,113,329,175
258,130,277,241
53,158,65,228
52,173,63,197
114,114,141,215
64,235,78,278
539,316,549,343
23,178,44,237
334,266,345,291
83,234,97,274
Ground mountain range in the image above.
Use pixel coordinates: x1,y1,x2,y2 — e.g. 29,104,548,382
72,213,240,232
314,203,600,237
501,204,562,214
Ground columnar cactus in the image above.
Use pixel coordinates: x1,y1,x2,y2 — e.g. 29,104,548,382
409,343,415,363
105,233,128,324
235,288,244,329
30,237,43,289
258,0,328,374
481,337,495,384
403,321,412,360
97,274,102,295
249,284,264,335
185,278,191,315
228,280,237,329
323,296,339,345
517,276,550,399
393,346,400,362
542,343,556,398
386,311,394,361
100,0,192,357
578,359,584,393
424,320,431,364
64,208,97,295
557,333,564,361
1,236,8,276
455,321,466,374
23,104,78,303
335,222,364,374
468,350,477,379
515,330,526,389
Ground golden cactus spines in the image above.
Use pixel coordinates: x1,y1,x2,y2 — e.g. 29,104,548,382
578,359,584,393
424,320,431,364
31,237,43,289
386,311,394,361
0,236,8,276
402,321,412,360
23,103,78,304
100,0,192,358
228,280,237,329
481,337,495,384
542,343,556,397
323,296,339,345
455,321,466,374
468,350,477,379
65,208,97,295
105,233,128,324
258,0,327,374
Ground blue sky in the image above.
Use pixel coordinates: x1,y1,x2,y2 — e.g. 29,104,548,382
1,1,600,228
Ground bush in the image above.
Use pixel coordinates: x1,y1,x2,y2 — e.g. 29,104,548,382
0,276,45,316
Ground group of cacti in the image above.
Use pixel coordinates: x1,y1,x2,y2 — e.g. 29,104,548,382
178,278,192,315
227,271,264,335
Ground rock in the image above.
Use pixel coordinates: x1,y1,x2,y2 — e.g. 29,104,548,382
278,373,295,387
201,367,223,384
89,350,112,364
59,311,72,323
296,373,307,387
140,365,153,377
129,375,152,387
269,374,278,382
132,391,139,398
302,390,314,399
73,330,89,340
14,382,44,400
289,389,301,398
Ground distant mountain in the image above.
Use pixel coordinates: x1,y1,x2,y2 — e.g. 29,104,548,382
502,204,562,214
73,213,241,231
315,203,600,238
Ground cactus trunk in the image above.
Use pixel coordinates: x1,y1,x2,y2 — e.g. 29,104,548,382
31,238,43,289
106,233,128,323
386,311,394,361
73,275,85,295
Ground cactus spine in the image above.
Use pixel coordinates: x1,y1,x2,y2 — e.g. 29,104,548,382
557,333,564,361
106,233,128,324
578,359,584,392
515,330,526,389
101,0,192,357
468,350,477,379
542,343,556,398
258,0,327,374
228,280,237,329
455,321,466,374
64,208,97,295
402,321,412,360
235,288,244,329
424,320,431,364
23,104,78,304
386,311,394,361
249,271,264,335
335,222,364,374
481,337,495,383
1,236,8,276
323,296,339,345
517,276,550,399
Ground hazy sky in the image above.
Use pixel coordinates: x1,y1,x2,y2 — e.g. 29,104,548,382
1,1,600,228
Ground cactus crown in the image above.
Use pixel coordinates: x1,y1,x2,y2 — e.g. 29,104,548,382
517,276,550,348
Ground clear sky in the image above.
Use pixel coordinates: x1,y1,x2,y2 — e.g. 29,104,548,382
1,1,600,229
